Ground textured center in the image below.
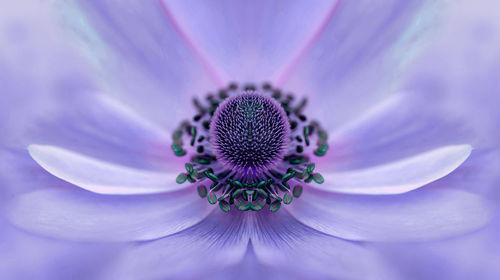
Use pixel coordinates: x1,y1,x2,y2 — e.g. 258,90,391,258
172,83,329,212
210,92,289,177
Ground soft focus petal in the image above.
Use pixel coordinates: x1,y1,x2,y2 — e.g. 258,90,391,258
289,188,492,242
165,0,338,82
377,215,500,280
1,150,122,280
318,145,471,195
283,1,441,129
60,0,219,129
0,0,95,148
370,1,500,278
250,210,394,279
0,220,121,280
397,0,500,151
8,188,212,242
207,246,300,280
319,93,471,170
29,93,179,170
28,145,183,195
105,211,249,280
0,4,119,277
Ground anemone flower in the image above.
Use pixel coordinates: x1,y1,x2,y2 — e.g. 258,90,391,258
3,1,497,279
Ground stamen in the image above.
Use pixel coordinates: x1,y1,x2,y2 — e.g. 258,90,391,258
171,83,329,212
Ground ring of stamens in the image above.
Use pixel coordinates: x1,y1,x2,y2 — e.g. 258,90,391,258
171,83,329,212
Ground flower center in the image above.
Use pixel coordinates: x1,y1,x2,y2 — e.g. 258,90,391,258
210,93,289,178
171,83,329,212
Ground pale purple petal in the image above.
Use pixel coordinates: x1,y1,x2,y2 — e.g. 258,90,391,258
104,211,249,280
30,93,179,170
283,1,441,129
288,188,492,242
61,0,219,129
8,188,212,242
0,147,83,196
250,210,395,279
28,145,184,195
165,0,338,82
0,1,95,148
376,216,500,280
318,145,471,195
370,2,500,277
398,1,500,150
0,148,121,279
208,246,297,280
0,218,121,280
318,93,471,171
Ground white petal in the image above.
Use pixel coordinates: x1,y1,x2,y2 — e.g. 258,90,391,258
29,145,183,195
318,145,472,194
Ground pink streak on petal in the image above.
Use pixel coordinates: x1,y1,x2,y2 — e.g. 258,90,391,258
274,0,343,87
158,0,227,86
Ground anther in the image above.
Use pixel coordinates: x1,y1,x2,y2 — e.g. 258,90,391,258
171,82,329,212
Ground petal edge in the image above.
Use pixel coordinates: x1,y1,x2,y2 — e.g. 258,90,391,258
28,144,184,195
319,144,472,195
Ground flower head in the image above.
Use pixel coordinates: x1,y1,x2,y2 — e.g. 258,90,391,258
1,0,498,279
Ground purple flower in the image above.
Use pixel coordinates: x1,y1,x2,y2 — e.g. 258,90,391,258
2,0,498,279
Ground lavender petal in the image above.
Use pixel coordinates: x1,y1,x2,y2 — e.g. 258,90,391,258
8,188,212,242
317,145,471,195
289,188,492,242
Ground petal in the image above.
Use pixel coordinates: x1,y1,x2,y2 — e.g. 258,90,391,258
0,217,121,280
8,188,212,242
318,145,472,195
0,1,96,148
61,0,219,128
376,216,500,280
165,0,338,82
28,144,183,195
396,0,500,152
282,1,442,123
249,210,394,279
319,93,472,170
30,93,180,170
207,245,295,280
288,188,493,242
104,210,249,280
